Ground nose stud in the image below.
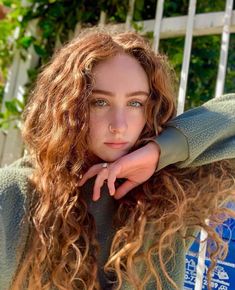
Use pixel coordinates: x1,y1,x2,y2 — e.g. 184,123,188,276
109,124,117,133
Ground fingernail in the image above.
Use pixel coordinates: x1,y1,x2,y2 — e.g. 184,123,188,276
110,190,115,196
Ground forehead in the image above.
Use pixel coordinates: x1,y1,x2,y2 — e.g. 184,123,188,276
92,53,149,92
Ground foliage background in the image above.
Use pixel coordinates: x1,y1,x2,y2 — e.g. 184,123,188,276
0,0,234,128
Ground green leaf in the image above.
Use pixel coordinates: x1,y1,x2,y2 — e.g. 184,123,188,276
14,99,24,110
132,21,143,32
0,120,10,130
39,19,54,38
33,44,47,57
5,100,19,114
18,36,35,49
27,68,38,80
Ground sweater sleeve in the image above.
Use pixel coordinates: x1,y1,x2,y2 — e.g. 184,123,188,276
155,93,235,169
0,159,32,290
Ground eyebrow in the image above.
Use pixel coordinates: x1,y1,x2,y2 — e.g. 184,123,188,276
92,89,149,97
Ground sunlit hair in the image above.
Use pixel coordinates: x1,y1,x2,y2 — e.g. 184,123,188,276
11,29,235,290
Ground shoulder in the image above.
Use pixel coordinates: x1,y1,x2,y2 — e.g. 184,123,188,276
0,157,34,288
0,157,34,223
0,156,34,193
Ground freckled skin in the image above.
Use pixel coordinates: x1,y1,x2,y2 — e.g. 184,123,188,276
88,54,150,162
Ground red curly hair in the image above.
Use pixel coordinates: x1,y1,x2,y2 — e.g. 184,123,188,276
10,30,235,290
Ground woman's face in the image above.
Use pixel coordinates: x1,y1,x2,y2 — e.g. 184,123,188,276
88,53,150,162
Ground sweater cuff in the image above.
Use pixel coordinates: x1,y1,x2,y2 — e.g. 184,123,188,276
153,127,189,171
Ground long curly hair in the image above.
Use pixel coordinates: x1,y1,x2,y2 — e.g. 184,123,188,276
11,30,235,290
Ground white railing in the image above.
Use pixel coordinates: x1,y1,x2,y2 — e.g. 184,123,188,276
215,0,234,98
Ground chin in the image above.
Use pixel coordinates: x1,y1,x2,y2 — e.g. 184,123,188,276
101,156,121,162
100,153,126,162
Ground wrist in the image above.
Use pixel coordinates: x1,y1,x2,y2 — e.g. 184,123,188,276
145,141,161,169
154,127,189,171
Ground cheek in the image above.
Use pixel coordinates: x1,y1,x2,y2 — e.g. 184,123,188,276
88,114,105,141
129,113,146,134
89,112,99,128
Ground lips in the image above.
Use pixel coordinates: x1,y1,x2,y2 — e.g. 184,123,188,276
104,142,128,149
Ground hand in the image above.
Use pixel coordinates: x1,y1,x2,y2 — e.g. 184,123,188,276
78,142,160,201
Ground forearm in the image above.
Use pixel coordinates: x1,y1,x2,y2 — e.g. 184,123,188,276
155,93,235,170
154,127,188,170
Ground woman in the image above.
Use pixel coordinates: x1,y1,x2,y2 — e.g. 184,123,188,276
0,30,235,290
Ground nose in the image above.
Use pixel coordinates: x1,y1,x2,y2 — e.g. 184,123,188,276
108,108,128,134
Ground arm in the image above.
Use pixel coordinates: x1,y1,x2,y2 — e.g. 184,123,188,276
0,160,32,289
79,94,235,199
0,168,19,289
155,93,235,169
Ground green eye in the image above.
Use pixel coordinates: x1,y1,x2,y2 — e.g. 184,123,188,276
91,99,108,107
128,101,143,107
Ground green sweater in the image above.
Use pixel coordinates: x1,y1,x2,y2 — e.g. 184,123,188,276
0,94,235,290
156,93,235,169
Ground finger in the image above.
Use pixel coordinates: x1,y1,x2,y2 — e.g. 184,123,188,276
107,173,116,196
114,180,138,199
93,169,108,201
107,166,120,196
78,164,101,186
